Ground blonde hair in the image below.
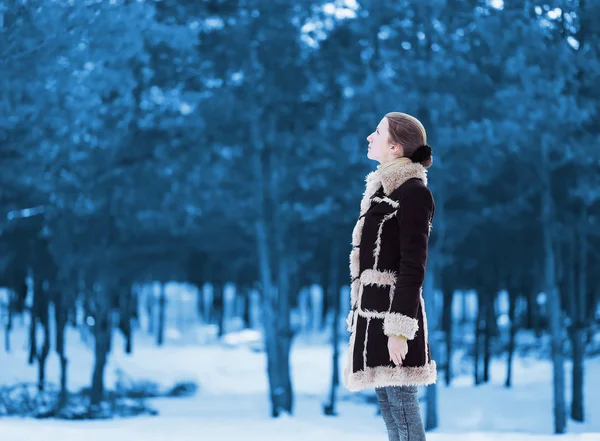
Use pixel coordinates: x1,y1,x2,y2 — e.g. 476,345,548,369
385,112,432,168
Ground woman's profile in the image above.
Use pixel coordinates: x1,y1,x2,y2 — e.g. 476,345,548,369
343,112,436,441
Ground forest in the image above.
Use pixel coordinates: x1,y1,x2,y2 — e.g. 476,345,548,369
1,0,599,436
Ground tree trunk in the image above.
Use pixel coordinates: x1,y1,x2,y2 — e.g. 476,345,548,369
213,283,225,338
54,289,69,407
324,244,340,416
146,286,155,335
442,286,454,386
422,172,445,431
529,290,542,337
571,211,587,422
196,283,204,321
157,282,166,346
242,287,251,329
249,91,294,416
256,217,286,417
37,281,51,391
90,286,111,407
119,284,133,354
424,265,438,431
4,289,12,352
474,291,482,385
527,260,543,337
276,254,293,414
540,176,566,434
270,120,294,413
570,0,593,419
28,276,37,365
483,291,494,384
505,288,517,388
571,326,585,422
321,251,331,331
253,152,292,416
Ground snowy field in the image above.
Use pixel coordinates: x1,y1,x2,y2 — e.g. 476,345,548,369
1,324,599,441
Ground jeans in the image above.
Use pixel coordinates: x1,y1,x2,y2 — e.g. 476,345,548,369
375,386,426,441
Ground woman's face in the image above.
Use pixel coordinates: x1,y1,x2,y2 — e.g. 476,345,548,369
367,117,395,163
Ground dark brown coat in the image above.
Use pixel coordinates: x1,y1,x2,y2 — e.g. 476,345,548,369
343,160,436,392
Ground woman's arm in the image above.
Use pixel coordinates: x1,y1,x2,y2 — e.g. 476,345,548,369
383,184,434,340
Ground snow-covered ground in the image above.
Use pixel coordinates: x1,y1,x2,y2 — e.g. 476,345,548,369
1,324,599,440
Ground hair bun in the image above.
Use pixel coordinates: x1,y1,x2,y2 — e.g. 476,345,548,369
410,144,432,163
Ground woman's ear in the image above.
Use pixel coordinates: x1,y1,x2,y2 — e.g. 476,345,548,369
391,144,403,155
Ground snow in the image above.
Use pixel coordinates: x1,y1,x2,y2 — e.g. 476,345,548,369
1,324,599,440
2,402,600,441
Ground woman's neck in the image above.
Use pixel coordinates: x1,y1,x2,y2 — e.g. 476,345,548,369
377,156,412,171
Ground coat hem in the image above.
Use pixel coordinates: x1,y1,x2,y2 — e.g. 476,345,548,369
343,361,437,392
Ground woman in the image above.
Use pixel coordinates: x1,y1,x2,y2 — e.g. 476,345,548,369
343,112,436,441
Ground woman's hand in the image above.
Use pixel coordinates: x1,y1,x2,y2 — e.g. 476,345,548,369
388,335,409,366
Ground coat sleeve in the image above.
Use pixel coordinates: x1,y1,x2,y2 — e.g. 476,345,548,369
383,184,434,340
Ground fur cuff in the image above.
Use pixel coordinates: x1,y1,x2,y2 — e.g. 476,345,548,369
383,312,418,340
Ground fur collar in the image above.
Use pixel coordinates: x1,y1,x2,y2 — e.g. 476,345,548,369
367,161,428,195
359,161,427,215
